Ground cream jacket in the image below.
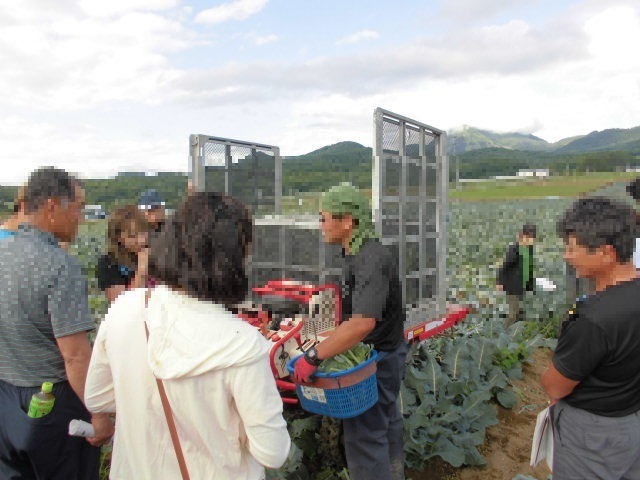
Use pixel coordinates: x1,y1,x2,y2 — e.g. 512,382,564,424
85,285,291,479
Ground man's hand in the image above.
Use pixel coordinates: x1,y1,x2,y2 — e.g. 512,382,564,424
496,284,504,292
87,413,114,447
293,356,317,384
137,248,149,274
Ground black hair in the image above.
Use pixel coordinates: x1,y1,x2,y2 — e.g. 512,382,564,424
520,223,537,238
25,167,78,212
148,192,253,306
557,197,637,262
626,177,640,202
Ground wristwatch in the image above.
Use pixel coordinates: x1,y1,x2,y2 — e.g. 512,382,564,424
304,346,323,366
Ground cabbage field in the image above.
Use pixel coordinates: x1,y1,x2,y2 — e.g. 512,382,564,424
70,191,616,479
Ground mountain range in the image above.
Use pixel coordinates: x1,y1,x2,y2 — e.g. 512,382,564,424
286,124,640,159
279,125,640,186
447,125,640,154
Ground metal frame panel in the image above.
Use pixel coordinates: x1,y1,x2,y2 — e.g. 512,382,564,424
372,108,448,325
189,134,282,215
189,111,448,326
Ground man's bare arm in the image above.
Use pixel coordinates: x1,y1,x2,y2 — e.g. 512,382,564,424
541,363,580,403
57,332,92,400
316,315,376,360
57,332,114,446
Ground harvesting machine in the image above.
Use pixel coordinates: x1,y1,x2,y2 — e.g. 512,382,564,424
189,108,469,403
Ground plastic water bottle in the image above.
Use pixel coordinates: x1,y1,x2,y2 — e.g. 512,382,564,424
27,382,55,418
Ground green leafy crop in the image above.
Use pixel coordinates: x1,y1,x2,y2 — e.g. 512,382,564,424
318,343,372,373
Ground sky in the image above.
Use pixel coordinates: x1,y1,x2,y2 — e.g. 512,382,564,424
1,0,639,184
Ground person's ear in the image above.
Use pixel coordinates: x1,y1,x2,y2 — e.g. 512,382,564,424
599,244,617,262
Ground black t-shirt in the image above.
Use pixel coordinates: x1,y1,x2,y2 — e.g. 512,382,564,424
341,239,406,351
553,278,640,417
96,254,136,291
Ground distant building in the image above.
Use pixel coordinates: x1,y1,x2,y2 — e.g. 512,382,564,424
517,169,549,178
625,167,640,173
493,175,522,181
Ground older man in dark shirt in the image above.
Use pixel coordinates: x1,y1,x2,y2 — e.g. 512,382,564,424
0,167,113,479
542,197,640,479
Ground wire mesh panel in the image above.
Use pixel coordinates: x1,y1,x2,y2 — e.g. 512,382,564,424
202,141,226,192
252,266,283,289
252,223,281,264
304,290,339,338
405,127,421,159
189,134,282,216
251,216,342,292
372,108,448,326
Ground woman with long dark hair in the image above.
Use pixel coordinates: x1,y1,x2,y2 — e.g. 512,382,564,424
85,192,290,479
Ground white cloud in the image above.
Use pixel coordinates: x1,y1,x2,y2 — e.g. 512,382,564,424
254,33,278,45
0,115,184,184
194,0,268,25
236,31,278,46
78,0,180,18
439,0,536,24
0,9,199,110
336,29,380,46
170,16,588,108
279,96,372,155
584,5,640,70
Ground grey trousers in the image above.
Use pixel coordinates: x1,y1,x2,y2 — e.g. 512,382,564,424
552,400,640,480
343,342,408,480
506,294,522,327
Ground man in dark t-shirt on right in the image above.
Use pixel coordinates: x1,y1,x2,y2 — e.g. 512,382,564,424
541,197,640,479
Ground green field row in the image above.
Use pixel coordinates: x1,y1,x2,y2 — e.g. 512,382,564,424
449,171,639,201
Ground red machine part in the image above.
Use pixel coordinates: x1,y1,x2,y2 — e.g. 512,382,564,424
244,280,470,405
404,304,470,342
270,322,304,404
252,280,343,405
253,280,342,328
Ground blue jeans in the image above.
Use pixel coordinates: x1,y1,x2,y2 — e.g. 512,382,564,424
343,342,408,480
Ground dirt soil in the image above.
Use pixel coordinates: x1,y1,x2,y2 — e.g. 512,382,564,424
407,348,553,480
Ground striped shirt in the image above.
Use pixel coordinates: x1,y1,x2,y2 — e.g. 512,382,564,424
0,224,95,387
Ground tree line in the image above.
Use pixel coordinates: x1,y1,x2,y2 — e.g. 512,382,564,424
1,148,637,217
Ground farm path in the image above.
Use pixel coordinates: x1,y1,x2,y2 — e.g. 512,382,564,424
408,348,553,480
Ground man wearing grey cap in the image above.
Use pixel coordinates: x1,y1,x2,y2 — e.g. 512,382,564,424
137,189,166,242
293,182,408,480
